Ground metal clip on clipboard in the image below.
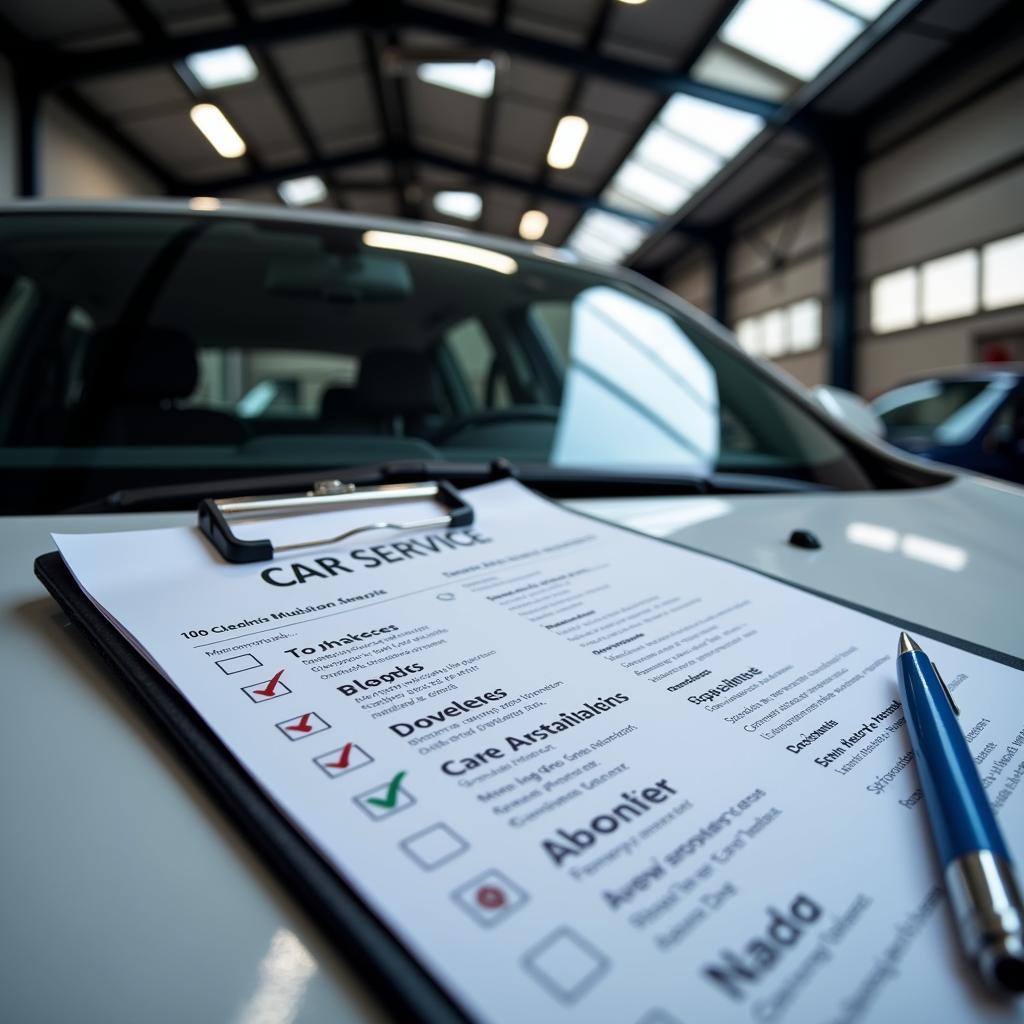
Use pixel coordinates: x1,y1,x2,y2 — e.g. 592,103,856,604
198,479,474,564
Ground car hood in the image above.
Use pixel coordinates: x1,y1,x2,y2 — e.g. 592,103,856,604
4,471,1022,1022
567,473,1024,661
7,472,1021,663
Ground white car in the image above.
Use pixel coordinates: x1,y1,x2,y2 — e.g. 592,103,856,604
3,201,1022,1022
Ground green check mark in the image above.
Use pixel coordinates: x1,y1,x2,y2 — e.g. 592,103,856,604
366,771,406,809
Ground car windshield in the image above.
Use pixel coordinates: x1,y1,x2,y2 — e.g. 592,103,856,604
874,378,1012,446
0,209,880,512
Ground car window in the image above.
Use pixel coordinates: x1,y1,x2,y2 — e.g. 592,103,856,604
442,317,513,410
874,380,988,440
0,211,888,512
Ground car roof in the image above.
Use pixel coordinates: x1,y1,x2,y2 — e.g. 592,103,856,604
890,363,1024,386
0,196,591,269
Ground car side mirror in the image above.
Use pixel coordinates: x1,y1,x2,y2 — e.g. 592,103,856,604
810,385,886,438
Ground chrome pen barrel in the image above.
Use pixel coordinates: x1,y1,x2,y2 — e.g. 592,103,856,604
945,851,1024,994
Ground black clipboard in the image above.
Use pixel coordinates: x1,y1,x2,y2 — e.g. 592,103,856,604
33,477,1024,1024
34,477,481,1024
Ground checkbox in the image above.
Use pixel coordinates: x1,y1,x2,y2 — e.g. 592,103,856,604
275,712,329,741
242,677,291,703
353,773,415,821
521,927,610,1005
400,823,469,871
451,869,528,928
216,653,262,675
314,743,373,778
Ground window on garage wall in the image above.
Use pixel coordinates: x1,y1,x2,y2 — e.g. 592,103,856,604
982,232,1024,311
869,229,1024,335
734,297,822,358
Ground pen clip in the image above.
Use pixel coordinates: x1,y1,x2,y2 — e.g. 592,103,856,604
933,660,960,716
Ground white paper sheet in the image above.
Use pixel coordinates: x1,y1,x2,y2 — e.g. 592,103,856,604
54,479,1024,1023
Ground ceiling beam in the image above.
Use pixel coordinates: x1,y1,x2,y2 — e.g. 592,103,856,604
27,0,785,122
184,144,661,226
223,0,347,210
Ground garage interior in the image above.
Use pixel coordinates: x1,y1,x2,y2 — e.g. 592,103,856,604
0,0,1022,400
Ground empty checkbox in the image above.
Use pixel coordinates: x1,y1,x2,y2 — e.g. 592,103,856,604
399,823,469,870
521,927,610,1004
216,653,262,675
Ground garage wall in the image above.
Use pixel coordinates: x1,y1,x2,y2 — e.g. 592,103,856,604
665,34,1024,397
0,57,160,201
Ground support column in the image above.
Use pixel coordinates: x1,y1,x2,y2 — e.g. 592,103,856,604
826,128,860,391
710,228,731,327
15,77,40,198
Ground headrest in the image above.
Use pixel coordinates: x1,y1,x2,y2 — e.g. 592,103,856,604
111,327,199,402
354,350,443,415
320,386,354,420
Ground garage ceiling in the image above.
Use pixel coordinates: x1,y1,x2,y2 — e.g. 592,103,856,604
0,0,1017,279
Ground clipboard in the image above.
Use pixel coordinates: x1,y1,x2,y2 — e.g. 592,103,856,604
35,479,479,1024
32,475,1024,1024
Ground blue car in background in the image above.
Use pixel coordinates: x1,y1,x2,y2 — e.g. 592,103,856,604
873,366,1024,484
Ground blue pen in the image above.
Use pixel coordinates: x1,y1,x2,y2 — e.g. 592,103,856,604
897,631,1024,995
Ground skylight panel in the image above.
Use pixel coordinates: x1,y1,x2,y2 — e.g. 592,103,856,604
579,211,648,253
433,191,483,221
690,44,795,102
600,185,660,217
571,233,624,263
416,59,495,98
610,162,694,216
634,125,723,187
719,0,863,82
569,210,649,264
830,0,896,17
184,46,259,90
658,94,763,159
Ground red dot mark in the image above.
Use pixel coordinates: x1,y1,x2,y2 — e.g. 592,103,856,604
476,885,506,909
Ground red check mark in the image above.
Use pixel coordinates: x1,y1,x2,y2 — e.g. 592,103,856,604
325,743,354,770
254,670,284,697
286,712,313,734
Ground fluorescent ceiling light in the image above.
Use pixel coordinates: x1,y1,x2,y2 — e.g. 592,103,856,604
720,0,863,81
433,190,482,221
519,209,549,241
188,196,221,211
184,45,258,89
362,230,517,275
189,103,246,159
278,175,328,206
416,59,495,98
658,94,763,159
610,162,693,215
634,124,723,186
547,115,589,170
617,0,648,5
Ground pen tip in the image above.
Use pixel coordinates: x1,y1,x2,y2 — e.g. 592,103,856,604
898,631,922,657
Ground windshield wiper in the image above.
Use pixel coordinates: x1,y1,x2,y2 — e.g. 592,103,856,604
65,459,831,513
